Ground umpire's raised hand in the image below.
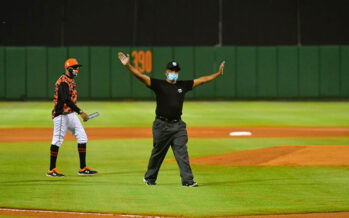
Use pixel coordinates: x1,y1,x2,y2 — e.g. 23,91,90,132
118,52,130,66
218,61,225,75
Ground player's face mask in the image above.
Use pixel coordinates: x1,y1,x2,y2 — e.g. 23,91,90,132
68,66,79,77
167,72,178,82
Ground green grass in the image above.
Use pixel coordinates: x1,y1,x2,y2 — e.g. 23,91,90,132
0,101,349,216
1,138,349,216
0,101,349,128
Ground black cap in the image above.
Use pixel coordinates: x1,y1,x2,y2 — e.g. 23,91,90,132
166,61,181,71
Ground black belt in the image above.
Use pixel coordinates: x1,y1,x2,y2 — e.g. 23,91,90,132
156,115,181,123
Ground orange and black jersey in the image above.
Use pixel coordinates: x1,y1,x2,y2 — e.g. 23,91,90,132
52,73,81,119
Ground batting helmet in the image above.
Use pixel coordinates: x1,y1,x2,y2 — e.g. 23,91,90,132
65,58,82,69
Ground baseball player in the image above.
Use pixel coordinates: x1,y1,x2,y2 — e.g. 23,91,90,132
118,52,225,187
47,58,98,177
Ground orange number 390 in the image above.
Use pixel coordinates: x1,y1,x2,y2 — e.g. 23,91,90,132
131,50,152,73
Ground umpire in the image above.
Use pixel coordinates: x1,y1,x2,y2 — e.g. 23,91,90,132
118,52,225,187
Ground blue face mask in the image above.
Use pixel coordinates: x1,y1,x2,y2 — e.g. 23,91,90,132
167,72,178,82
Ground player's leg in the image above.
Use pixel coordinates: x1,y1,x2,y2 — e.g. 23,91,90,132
68,113,97,175
47,115,68,177
144,119,172,185
171,121,197,187
67,113,88,168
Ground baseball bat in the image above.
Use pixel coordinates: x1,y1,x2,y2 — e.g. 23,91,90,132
88,112,100,120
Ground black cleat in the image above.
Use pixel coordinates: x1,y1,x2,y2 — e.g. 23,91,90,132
143,178,156,186
78,166,98,175
46,168,64,177
182,181,199,187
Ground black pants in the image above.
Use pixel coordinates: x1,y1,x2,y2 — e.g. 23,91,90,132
144,118,194,184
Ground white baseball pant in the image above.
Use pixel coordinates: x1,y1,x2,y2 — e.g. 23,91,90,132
51,113,88,147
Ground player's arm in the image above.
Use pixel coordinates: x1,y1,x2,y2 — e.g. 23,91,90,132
58,82,89,121
193,61,225,88
118,52,151,87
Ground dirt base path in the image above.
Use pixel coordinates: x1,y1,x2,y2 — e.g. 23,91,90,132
191,145,349,166
1,208,349,218
1,127,348,143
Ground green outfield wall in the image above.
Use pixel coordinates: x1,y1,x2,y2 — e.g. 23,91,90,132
0,46,348,100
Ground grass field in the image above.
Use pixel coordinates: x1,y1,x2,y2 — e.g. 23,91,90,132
1,101,349,217
1,101,349,128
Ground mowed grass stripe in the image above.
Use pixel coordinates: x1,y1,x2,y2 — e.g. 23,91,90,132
0,101,349,128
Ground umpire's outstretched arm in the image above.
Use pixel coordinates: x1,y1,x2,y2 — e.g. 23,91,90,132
193,61,225,88
118,52,151,87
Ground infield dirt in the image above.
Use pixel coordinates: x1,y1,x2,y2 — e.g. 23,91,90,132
190,145,349,166
1,127,349,143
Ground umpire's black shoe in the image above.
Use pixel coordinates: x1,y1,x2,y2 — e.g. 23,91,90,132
182,181,199,187
78,166,98,175
143,178,156,186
